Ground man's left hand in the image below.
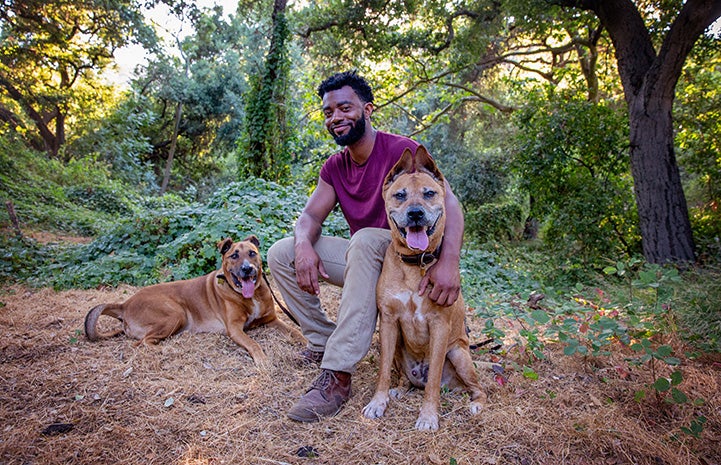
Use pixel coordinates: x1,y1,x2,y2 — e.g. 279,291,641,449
418,256,461,307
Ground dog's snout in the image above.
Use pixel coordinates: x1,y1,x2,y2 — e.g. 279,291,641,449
407,207,425,223
240,261,255,276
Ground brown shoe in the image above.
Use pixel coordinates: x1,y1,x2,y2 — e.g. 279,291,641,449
297,348,324,366
287,370,351,422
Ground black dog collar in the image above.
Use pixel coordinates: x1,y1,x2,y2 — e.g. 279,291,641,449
399,245,442,276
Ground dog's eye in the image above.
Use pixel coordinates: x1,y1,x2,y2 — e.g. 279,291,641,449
393,190,407,201
248,250,257,257
423,190,436,199
230,252,239,259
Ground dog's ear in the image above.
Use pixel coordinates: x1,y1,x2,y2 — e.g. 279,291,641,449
218,238,233,255
384,147,414,188
414,145,444,183
244,235,260,248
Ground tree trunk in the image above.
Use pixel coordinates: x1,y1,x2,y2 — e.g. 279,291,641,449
628,96,695,263
555,0,721,264
160,101,183,194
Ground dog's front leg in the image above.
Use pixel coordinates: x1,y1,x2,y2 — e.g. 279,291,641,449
225,312,269,366
415,318,450,431
362,311,399,419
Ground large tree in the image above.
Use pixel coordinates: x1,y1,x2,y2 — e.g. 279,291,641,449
0,0,155,158
555,0,721,264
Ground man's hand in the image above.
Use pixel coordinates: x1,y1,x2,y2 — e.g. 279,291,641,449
294,242,329,295
418,255,461,307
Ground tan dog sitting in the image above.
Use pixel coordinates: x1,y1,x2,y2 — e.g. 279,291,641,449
84,235,304,365
362,146,487,431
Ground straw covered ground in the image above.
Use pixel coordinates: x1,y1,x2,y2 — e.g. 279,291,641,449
1,280,720,465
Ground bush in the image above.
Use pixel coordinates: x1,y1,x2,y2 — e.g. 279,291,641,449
465,202,525,243
511,93,640,262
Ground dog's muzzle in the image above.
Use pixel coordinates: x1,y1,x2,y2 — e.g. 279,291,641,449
231,261,258,298
393,207,441,251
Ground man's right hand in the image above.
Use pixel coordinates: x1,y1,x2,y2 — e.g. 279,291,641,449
294,242,329,295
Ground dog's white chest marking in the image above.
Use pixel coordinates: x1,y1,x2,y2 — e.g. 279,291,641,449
391,290,426,322
246,300,262,325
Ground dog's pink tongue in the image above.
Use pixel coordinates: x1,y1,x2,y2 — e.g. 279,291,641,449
241,280,255,298
406,229,429,251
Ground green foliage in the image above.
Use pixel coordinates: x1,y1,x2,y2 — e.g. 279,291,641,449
461,246,543,316
68,93,158,191
31,178,348,289
0,136,130,235
512,92,640,261
465,202,525,243
0,0,156,157
675,44,721,264
670,267,721,352
237,3,294,182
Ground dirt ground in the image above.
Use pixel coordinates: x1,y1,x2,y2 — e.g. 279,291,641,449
1,279,720,465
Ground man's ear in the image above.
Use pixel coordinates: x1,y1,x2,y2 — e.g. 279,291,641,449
364,101,374,119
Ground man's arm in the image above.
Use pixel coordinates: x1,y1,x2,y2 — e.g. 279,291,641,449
294,178,337,295
419,179,464,307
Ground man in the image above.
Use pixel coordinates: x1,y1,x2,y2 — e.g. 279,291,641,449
267,70,465,422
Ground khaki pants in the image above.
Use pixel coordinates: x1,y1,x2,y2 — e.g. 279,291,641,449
267,228,391,373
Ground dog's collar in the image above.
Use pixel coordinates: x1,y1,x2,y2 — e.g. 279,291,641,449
398,245,442,276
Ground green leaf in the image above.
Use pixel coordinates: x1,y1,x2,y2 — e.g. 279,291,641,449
656,345,673,357
670,370,683,386
530,310,550,324
522,366,539,380
563,345,577,356
634,390,646,402
652,377,671,392
670,388,688,404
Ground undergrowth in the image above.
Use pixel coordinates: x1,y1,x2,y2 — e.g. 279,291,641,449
463,249,720,440
1,178,347,289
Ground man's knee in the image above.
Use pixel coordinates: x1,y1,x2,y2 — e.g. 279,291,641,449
347,228,390,260
267,236,294,272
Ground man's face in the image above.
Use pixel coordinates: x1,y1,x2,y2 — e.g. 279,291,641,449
322,85,371,146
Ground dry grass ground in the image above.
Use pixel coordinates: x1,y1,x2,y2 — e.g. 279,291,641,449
1,280,720,465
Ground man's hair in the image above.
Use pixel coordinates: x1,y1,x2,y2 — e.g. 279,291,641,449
317,70,374,103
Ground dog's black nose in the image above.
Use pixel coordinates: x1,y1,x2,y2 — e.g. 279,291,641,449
241,264,254,275
407,207,425,223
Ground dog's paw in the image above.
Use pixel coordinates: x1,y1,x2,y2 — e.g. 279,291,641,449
362,396,389,419
469,400,483,415
389,388,403,400
252,355,270,369
415,413,439,431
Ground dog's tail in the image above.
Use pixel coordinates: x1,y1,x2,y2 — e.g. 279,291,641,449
84,304,124,341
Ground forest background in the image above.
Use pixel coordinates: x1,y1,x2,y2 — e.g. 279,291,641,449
1,0,721,460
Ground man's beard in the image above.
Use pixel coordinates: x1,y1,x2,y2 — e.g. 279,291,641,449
331,115,366,146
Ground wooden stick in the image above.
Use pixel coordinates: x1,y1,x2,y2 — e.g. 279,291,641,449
5,200,23,238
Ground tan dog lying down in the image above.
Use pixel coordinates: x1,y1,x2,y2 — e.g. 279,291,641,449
84,235,304,364
363,146,487,431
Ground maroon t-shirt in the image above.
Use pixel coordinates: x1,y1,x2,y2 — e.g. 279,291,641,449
320,131,420,235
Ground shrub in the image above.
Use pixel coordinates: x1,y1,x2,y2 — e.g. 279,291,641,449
465,202,525,243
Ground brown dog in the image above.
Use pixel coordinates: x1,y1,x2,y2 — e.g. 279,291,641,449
362,146,487,431
84,235,304,365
